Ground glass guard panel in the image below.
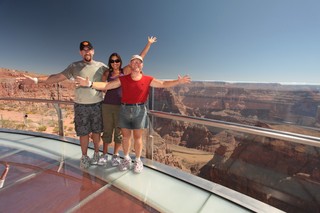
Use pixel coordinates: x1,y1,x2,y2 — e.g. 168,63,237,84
0,101,75,138
148,82,320,212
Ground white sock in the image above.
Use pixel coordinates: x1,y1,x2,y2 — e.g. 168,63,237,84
136,157,141,162
124,155,130,160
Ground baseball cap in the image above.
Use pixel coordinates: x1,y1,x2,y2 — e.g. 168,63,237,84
130,55,143,62
79,41,93,50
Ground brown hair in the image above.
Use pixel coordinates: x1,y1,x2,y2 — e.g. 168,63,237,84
108,53,123,72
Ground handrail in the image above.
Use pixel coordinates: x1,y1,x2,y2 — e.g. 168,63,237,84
148,110,320,148
1,97,319,151
0,97,73,105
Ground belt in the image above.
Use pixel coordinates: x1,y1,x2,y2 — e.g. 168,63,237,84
121,103,145,106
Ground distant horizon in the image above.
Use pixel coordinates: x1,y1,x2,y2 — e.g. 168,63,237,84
2,66,320,86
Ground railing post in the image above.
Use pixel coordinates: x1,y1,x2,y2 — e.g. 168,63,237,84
145,87,154,160
146,130,153,160
53,103,64,137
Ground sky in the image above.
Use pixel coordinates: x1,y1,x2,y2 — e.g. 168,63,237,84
0,0,319,84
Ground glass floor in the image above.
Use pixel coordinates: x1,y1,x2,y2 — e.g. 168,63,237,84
0,129,283,213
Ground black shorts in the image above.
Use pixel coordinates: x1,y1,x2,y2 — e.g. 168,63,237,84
74,102,103,136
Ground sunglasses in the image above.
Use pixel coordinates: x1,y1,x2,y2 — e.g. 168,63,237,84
110,59,120,63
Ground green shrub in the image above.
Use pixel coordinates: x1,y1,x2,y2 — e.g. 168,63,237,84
52,126,59,133
37,125,47,132
15,124,27,130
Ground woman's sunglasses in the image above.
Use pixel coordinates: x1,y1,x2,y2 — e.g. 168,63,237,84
110,59,120,63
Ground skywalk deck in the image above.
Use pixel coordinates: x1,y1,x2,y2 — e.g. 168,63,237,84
0,129,283,213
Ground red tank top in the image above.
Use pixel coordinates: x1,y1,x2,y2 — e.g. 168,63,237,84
120,74,153,104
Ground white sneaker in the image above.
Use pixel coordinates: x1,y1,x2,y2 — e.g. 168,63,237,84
80,155,91,169
98,154,108,166
111,155,120,167
133,160,144,173
91,152,100,165
118,157,132,171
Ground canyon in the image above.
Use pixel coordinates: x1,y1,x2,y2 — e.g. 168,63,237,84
1,67,320,212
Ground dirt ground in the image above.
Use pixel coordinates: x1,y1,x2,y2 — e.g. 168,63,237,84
0,108,75,137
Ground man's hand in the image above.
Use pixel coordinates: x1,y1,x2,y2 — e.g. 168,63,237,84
16,75,38,85
75,76,91,87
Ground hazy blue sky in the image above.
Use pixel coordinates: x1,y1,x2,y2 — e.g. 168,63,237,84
0,0,319,83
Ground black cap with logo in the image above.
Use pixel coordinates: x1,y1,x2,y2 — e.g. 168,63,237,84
79,41,93,50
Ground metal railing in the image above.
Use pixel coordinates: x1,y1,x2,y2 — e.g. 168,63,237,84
0,97,73,137
1,97,319,156
148,110,320,148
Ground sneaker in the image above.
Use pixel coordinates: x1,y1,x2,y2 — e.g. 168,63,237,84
133,160,144,173
111,155,120,167
98,154,108,166
91,152,100,165
80,155,91,169
118,157,132,171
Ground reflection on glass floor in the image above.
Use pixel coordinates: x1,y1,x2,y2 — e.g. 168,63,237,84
0,130,283,213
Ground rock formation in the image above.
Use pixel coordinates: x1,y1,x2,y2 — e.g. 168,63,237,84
2,67,320,212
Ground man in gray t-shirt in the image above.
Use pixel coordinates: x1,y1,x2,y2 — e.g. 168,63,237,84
17,41,108,169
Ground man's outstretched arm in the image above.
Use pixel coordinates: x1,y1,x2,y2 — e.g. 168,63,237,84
16,73,67,85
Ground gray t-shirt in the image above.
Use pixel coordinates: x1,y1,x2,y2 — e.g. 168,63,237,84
61,60,108,104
